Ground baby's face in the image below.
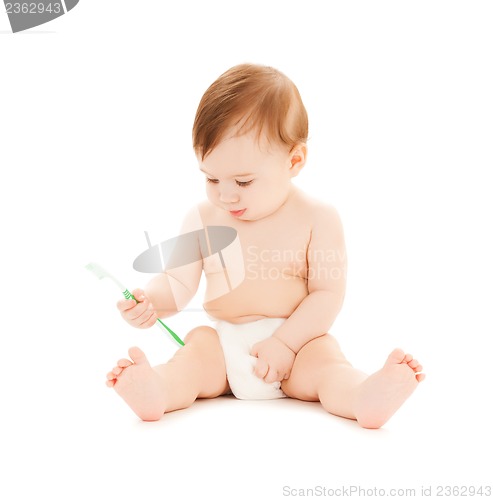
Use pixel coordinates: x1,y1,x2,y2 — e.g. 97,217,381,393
198,130,296,221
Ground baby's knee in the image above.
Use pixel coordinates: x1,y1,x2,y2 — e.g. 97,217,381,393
300,333,350,365
182,326,228,396
184,325,220,346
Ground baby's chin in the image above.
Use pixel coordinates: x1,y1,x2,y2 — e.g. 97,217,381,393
235,208,280,222
210,202,280,222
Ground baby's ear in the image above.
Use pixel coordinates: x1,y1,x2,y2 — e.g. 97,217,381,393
289,143,307,177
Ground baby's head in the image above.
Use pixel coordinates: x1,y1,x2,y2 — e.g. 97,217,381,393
193,63,308,160
193,64,309,221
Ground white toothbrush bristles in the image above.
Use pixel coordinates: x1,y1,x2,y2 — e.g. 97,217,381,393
85,262,127,292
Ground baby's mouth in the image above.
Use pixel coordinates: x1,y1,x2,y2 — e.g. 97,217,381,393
229,209,246,218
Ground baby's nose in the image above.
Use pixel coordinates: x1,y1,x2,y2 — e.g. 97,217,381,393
219,188,240,203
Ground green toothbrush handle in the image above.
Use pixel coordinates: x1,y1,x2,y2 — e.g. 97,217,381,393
122,289,185,347
157,318,185,347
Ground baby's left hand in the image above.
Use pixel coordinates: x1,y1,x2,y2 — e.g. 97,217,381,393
251,337,296,383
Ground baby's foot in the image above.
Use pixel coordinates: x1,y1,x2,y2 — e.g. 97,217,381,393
354,348,425,429
106,347,168,421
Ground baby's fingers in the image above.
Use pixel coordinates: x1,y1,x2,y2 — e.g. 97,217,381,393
264,365,284,383
116,297,137,312
254,358,269,379
130,288,146,302
116,288,145,310
125,297,154,322
136,309,157,328
264,369,281,384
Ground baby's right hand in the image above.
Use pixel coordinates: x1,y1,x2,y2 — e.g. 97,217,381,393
116,288,158,329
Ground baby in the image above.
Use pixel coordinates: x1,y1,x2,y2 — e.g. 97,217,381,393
106,64,425,429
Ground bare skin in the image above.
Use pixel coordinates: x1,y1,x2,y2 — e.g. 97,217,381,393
107,327,229,421
107,130,425,428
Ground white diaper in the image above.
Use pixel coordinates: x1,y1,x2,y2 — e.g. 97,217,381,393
215,317,287,400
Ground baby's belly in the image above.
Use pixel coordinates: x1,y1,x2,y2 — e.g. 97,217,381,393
204,275,308,324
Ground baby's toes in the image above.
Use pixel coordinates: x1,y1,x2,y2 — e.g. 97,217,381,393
106,371,117,387
408,359,423,374
402,353,413,364
111,366,122,376
117,358,133,368
408,358,420,370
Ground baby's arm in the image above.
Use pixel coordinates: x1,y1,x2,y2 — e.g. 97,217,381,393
117,207,204,328
117,261,202,328
252,205,347,382
145,260,202,318
272,204,347,352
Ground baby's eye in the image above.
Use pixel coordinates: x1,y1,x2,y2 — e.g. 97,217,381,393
206,178,219,184
236,180,253,187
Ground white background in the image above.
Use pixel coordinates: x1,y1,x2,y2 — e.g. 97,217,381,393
1,1,492,499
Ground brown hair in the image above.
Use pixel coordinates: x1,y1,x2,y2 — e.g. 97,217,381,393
193,64,308,160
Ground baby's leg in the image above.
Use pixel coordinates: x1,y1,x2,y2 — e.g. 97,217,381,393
106,326,229,421
281,335,424,429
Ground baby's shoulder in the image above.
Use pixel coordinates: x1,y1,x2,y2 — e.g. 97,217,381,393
293,189,342,226
182,200,224,229
178,201,211,232
196,199,222,224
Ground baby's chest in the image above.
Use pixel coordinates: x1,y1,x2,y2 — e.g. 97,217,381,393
243,235,309,277
203,225,310,278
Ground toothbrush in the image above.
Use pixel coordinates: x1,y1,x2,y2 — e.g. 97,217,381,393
85,262,185,347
